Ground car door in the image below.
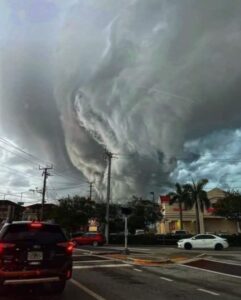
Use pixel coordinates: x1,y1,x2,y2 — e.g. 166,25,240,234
192,235,206,248
204,235,216,248
76,233,89,245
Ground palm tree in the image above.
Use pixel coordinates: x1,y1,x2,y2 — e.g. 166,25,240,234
169,183,192,230
184,179,210,234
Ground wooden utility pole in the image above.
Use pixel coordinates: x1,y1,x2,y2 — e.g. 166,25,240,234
39,165,53,221
89,182,94,201
104,150,113,244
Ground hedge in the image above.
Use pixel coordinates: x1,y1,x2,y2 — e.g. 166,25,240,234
109,233,241,246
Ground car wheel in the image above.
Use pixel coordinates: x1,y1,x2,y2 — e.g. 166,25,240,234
51,280,66,294
215,243,223,251
93,241,98,247
184,243,192,250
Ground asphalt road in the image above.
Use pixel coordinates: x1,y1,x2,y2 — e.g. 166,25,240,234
0,247,240,300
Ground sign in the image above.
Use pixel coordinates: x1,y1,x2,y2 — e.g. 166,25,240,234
160,195,170,204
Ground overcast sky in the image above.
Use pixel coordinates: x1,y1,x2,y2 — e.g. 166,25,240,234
1,0,241,204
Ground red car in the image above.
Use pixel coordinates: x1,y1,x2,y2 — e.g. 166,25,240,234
72,232,105,246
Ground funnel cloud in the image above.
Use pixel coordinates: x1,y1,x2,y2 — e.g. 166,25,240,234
1,0,241,201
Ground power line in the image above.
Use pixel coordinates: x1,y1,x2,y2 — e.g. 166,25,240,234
0,138,52,166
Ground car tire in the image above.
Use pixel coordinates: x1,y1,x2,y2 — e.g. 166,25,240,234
215,243,223,251
51,280,66,294
93,241,98,247
184,243,192,250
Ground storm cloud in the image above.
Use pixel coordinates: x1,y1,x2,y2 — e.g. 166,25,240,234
1,0,241,201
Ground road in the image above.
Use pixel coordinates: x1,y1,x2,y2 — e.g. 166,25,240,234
0,246,241,300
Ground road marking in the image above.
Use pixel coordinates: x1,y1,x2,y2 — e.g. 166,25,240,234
133,268,143,272
107,247,150,251
197,288,219,296
205,258,241,266
160,276,173,282
74,259,117,264
180,264,241,279
73,263,131,269
70,279,106,300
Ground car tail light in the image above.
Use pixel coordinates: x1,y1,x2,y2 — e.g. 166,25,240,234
66,270,72,279
57,242,74,254
0,243,15,254
29,222,43,229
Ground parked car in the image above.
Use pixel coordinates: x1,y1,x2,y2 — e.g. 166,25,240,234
135,229,145,235
177,234,229,250
172,230,189,235
71,232,105,246
0,221,73,293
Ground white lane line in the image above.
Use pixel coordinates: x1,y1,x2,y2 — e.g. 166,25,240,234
73,263,131,270
205,258,241,266
197,288,219,296
180,264,241,280
70,279,106,300
73,250,120,261
160,276,173,282
133,268,143,272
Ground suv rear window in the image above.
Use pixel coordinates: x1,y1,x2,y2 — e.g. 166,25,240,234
0,224,67,244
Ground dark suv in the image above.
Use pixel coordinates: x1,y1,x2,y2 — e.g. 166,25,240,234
0,221,73,293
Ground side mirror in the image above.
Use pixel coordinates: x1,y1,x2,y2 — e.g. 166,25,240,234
192,237,196,240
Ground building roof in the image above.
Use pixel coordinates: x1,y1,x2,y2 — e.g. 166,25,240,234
0,200,22,207
24,203,57,209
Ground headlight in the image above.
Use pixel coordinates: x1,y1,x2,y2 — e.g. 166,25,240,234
178,240,184,243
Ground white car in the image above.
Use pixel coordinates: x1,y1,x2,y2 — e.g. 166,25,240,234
177,234,229,250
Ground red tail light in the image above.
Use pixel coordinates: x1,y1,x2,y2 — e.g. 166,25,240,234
57,242,74,254
66,270,72,279
29,222,43,229
0,243,15,254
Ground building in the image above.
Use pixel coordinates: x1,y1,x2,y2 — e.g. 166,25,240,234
157,188,238,234
22,203,57,221
0,200,24,224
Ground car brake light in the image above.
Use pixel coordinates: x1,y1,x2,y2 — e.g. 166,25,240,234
66,270,72,279
0,243,15,254
29,222,43,229
57,242,74,254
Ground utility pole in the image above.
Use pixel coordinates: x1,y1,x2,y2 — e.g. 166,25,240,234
89,182,94,201
39,165,53,221
104,150,113,244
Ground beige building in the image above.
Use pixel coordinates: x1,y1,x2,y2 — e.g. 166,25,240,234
157,188,238,234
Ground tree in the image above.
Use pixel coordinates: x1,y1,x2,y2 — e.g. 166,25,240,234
127,197,162,233
93,202,123,233
52,196,95,232
213,190,241,233
184,179,210,234
168,183,192,230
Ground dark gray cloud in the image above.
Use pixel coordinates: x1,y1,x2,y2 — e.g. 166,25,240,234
1,0,241,200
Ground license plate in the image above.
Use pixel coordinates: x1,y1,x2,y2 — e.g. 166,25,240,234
27,251,43,261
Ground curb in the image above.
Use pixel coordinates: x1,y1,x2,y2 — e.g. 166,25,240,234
129,258,172,266
105,254,171,266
